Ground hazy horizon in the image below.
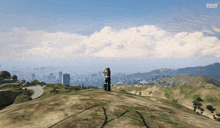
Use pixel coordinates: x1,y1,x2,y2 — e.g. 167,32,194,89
1,0,220,75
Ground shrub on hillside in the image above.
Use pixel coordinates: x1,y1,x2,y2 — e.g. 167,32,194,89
216,113,220,117
200,108,204,114
74,87,81,91
54,87,60,89
206,105,215,113
206,105,213,111
216,118,220,122
172,100,178,102
192,96,203,113
57,83,63,86
48,84,55,87
69,87,75,91
23,82,31,87
40,82,46,86
197,97,203,102
196,112,200,115
31,79,40,86
14,93,32,104
50,88,59,94
15,87,23,90
22,89,33,96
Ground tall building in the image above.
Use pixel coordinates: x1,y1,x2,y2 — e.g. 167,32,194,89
32,73,35,81
58,71,62,80
62,73,70,85
48,73,56,81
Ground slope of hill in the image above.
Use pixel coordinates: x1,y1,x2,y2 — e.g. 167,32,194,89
112,75,220,123
1,85,220,128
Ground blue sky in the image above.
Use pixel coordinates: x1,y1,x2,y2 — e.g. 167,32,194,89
0,0,220,74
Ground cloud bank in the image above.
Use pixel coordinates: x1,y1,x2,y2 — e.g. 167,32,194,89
0,25,220,61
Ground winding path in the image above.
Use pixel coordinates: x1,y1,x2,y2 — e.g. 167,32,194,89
1,85,47,109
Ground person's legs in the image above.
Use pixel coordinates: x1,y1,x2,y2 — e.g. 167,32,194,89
107,78,111,91
104,78,108,91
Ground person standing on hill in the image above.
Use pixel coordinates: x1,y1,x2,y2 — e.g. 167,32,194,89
103,67,111,91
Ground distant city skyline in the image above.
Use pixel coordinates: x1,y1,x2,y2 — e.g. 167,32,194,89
0,0,219,75
2,61,220,87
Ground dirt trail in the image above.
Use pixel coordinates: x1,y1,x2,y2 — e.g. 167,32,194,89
0,89,220,128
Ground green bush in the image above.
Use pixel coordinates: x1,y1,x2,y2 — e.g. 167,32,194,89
75,87,81,91
172,100,178,102
206,105,213,110
192,101,202,106
57,83,63,86
197,97,203,102
31,79,40,85
15,87,22,90
216,113,220,117
22,89,33,96
54,87,60,89
23,82,31,87
40,82,46,86
69,87,75,91
192,96,203,113
215,118,220,122
193,106,197,111
14,93,32,104
206,105,215,113
196,112,200,115
50,88,59,94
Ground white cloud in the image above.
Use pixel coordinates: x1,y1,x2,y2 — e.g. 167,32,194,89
0,25,220,61
202,29,215,35
212,26,220,33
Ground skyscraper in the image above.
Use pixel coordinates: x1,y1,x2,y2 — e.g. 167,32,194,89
58,71,62,80
32,73,35,81
62,73,70,85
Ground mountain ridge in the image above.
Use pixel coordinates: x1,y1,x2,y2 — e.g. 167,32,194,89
122,62,220,85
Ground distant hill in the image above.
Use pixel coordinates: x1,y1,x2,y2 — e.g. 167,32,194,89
125,62,220,82
151,74,220,88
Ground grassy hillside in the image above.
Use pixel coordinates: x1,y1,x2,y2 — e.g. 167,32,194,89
113,83,220,121
154,74,220,87
1,84,220,128
1,76,220,128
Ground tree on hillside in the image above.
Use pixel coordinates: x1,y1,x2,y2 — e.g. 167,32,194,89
14,93,32,104
192,96,203,112
50,87,59,94
40,82,46,86
206,105,216,113
31,79,40,85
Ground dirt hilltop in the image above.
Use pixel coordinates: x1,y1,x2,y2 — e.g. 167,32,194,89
0,85,220,128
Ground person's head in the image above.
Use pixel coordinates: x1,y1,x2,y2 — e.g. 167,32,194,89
106,67,110,72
